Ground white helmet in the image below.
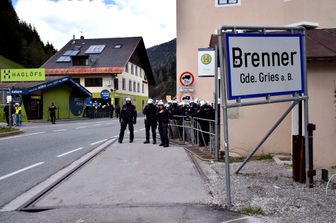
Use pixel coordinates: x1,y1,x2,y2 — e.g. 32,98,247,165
125,97,131,101
147,98,153,104
158,100,164,106
200,100,206,106
172,100,178,104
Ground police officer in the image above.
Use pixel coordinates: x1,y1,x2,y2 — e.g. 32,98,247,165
143,98,158,144
195,100,214,146
49,102,57,124
157,100,170,147
118,98,137,143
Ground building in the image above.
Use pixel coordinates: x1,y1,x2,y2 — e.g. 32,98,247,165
0,76,91,121
42,36,154,112
177,0,336,168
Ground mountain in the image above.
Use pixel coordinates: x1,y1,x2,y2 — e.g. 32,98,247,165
0,0,56,68
147,39,176,99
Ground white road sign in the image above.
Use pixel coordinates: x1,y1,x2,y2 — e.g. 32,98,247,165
225,33,304,99
198,49,215,77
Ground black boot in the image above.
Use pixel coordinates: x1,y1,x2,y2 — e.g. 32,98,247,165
144,140,150,144
159,143,164,146
153,140,156,144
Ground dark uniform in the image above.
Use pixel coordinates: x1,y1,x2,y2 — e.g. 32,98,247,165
195,103,214,146
157,105,171,147
49,103,57,124
118,101,137,143
143,103,158,144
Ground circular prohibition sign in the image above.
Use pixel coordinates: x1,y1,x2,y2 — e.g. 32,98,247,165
179,72,195,87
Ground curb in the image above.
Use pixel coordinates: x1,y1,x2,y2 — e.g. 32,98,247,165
0,129,23,138
0,137,117,212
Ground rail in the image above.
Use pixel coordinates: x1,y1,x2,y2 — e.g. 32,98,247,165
168,115,218,157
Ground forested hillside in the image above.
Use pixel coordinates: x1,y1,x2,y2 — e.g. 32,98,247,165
0,0,56,68
147,39,176,99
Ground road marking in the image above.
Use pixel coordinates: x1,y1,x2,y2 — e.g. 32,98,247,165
221,216,252,223
90,139,108,146
92,124,102,127
57,147,85,158
0,162,44,181
76,126,88,129
0,132,45,141
53,129,67,132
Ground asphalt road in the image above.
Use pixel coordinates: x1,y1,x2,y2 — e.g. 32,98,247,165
0,117,145,208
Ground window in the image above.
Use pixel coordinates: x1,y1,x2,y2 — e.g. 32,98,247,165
122,78,126,90
140,69,143,78
56,56,71,63
142,83,145,93
135,66,138,76
114,44,122,49
125,63,129,73
129,80,132,91
72,56,89,66
137,82,140,93
217,0,240,6
114,78,119,91
85,45,106,54
133,81,136,92
85,78,102,87
72,78,80,84
131,64,134,75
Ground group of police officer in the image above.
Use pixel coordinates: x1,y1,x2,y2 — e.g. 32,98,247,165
118,97,215,148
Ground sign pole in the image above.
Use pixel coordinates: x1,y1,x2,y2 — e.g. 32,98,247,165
218,31,232,206
8,88,12,129
214,43,219,161
302,29,311,187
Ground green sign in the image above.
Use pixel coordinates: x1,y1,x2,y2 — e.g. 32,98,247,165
0,68,46,82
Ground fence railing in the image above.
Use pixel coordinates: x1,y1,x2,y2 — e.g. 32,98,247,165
169,115,218,157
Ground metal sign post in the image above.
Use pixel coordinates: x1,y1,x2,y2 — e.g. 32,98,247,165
216,26,310,206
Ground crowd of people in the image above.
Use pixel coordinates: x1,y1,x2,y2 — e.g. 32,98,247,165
118,97,216,148
3,102,22,127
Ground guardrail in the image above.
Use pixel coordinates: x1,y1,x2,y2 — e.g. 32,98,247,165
169,115,218,157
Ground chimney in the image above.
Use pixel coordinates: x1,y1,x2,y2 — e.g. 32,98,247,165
72,35,76,44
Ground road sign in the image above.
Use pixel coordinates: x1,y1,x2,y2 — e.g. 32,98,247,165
198,49,215,77
0,68,46,82
179,92,193,102
100,89,110,100
180,72,194,87
225,33,304,99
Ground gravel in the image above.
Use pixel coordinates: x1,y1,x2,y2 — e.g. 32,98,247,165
199,158,336,222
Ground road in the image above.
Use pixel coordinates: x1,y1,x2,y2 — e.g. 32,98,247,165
0,117,145,208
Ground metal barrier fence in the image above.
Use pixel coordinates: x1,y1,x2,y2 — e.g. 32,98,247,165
169,115,218,156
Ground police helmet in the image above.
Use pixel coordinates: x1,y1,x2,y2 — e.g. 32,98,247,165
200,100,206,106
158,100,164,106
147,98,153,104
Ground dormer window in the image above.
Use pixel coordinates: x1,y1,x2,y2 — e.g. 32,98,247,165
72,55,89,66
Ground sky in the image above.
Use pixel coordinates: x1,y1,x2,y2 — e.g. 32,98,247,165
12,0,176,50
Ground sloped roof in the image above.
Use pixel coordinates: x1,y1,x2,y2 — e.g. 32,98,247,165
0,76,91,97
209,28,336,61
306,29,336,60
42,37,155,84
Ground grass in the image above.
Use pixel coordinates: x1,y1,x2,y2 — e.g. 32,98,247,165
229,154,273,163
239,206,265,216
0,55,23,69
284,163,293,168
0,126,19,133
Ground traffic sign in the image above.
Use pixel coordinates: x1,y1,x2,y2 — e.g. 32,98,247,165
225,33,304,99
100,89,110,100
179,72,195,87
